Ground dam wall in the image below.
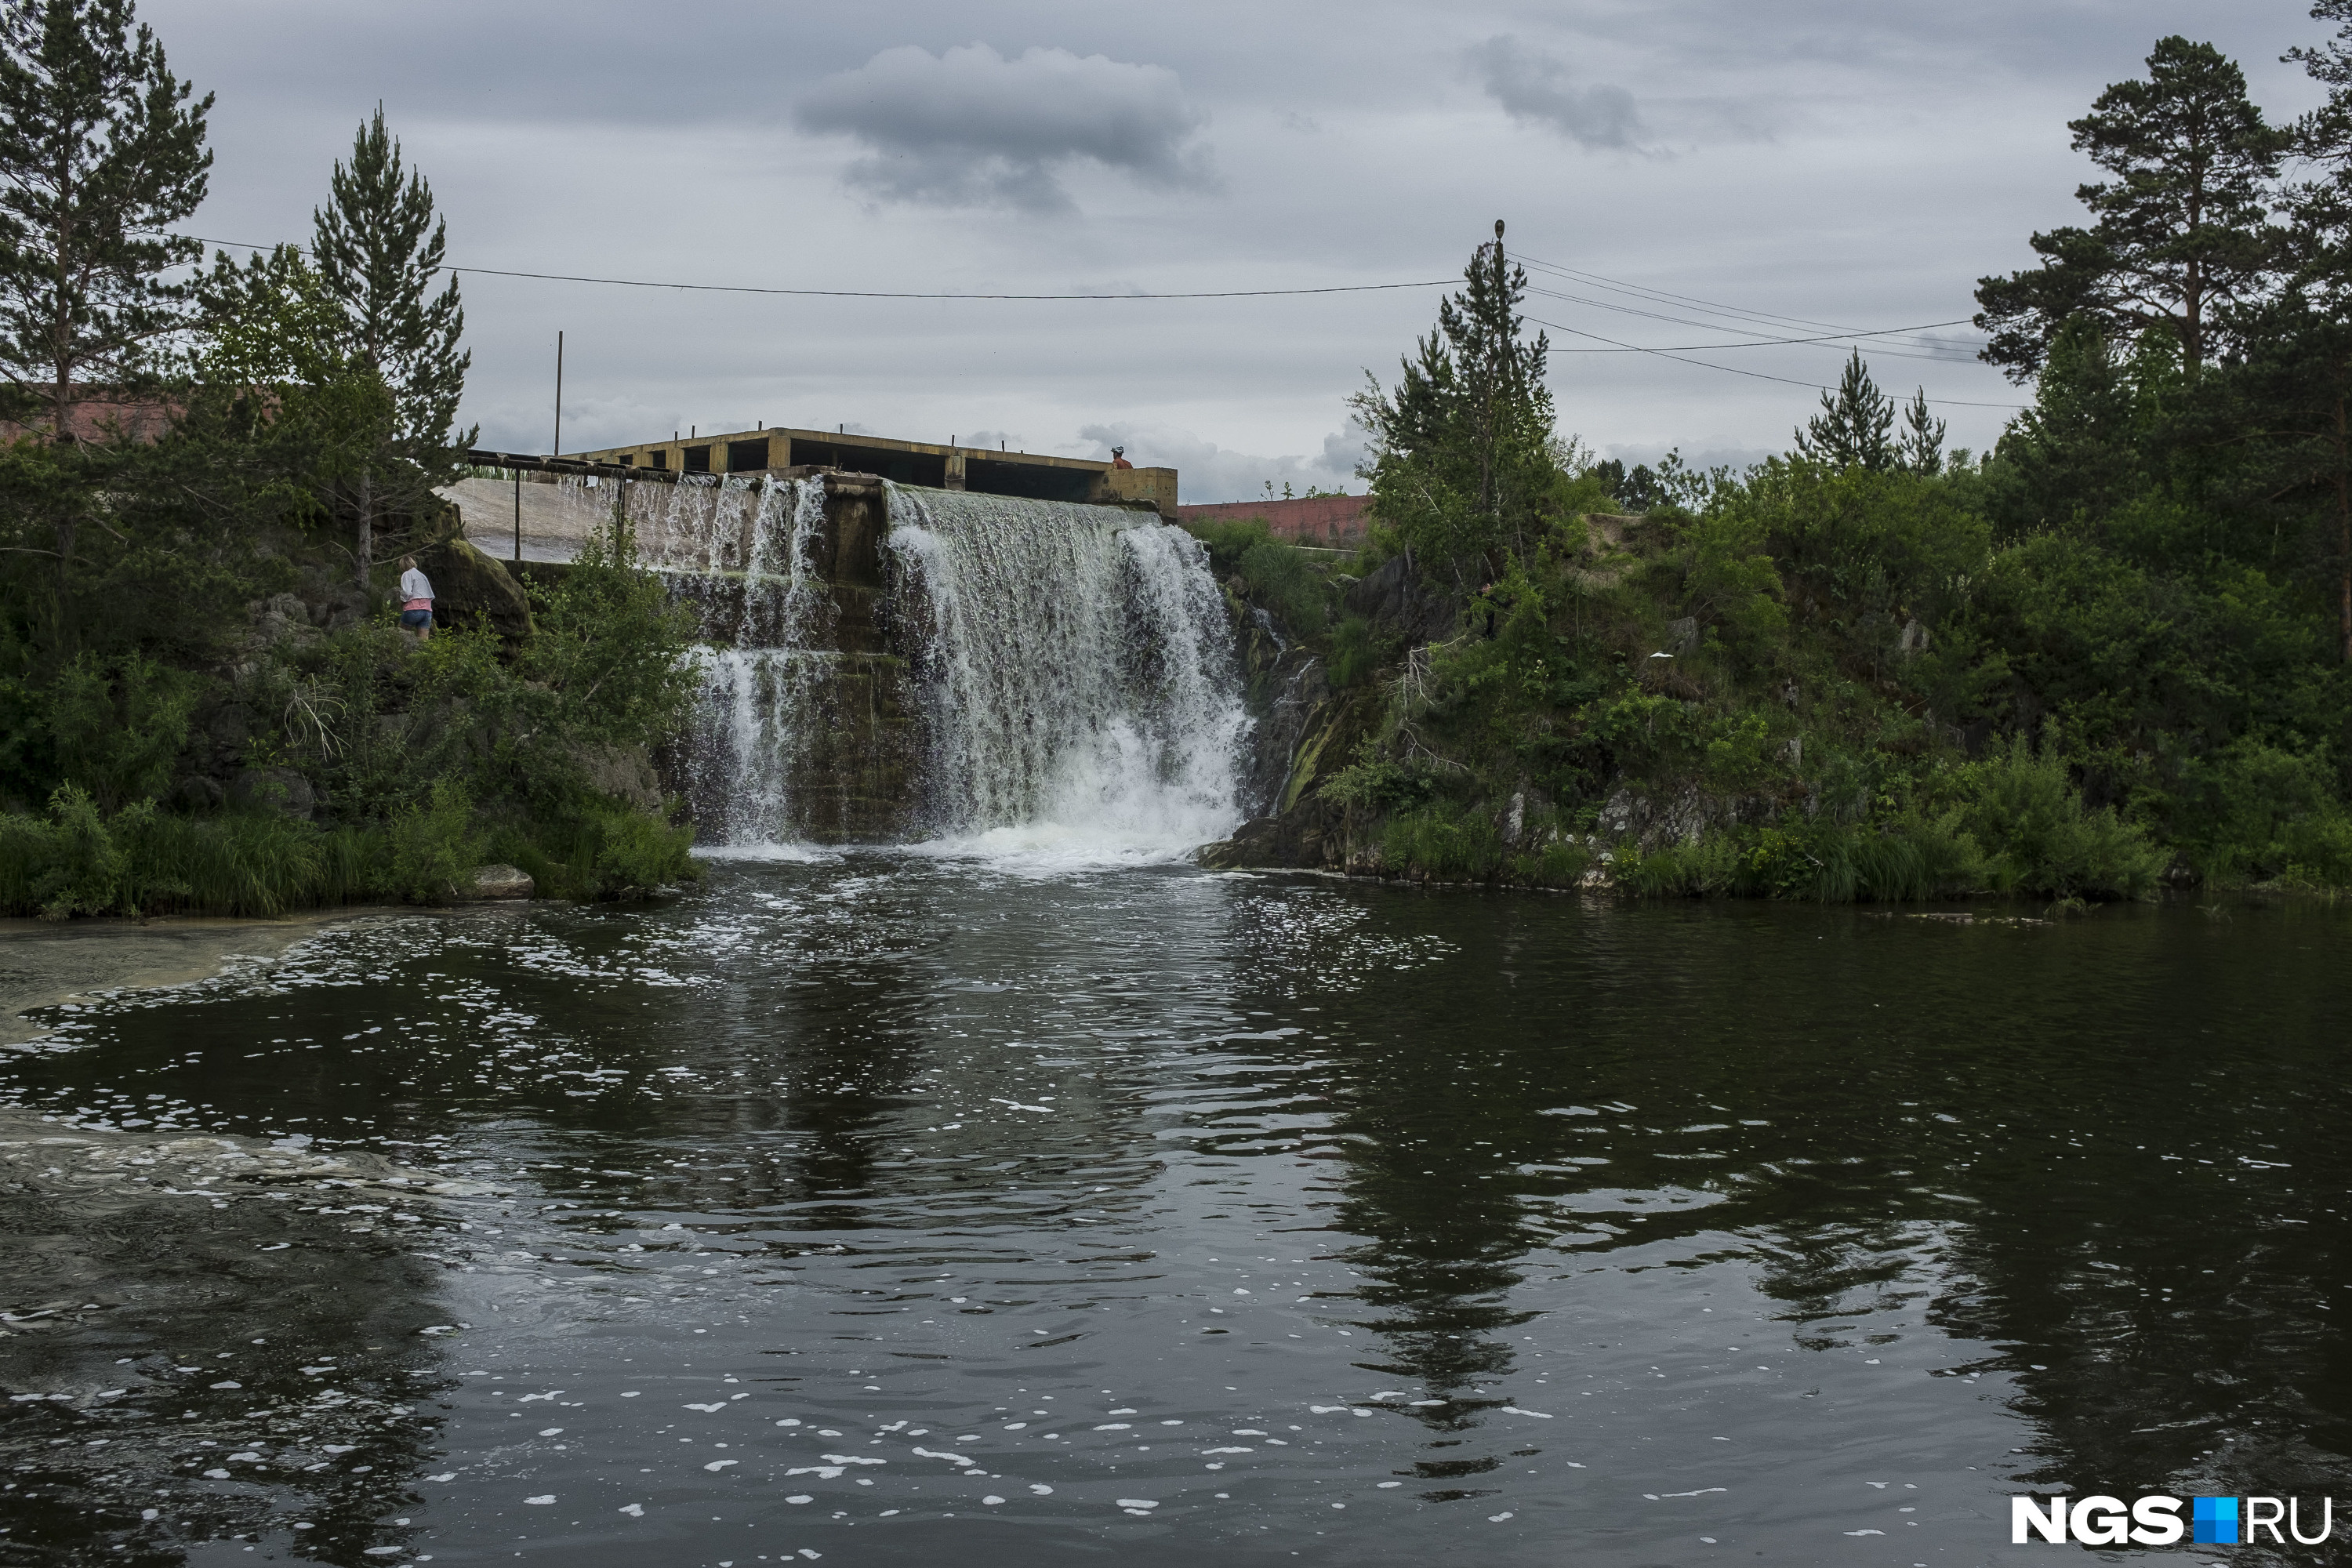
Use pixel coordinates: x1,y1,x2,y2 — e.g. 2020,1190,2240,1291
477,470,1243,851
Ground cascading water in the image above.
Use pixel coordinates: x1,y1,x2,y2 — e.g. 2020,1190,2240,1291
670,477,837,847
885,485,1248,858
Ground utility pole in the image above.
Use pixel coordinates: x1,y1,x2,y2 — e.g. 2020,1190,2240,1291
553,330,564,456
513,469,522,564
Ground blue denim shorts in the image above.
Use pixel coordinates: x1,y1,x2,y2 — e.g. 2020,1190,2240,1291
400,608,433,630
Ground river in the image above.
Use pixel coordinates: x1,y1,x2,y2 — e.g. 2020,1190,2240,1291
1,859,2346,1566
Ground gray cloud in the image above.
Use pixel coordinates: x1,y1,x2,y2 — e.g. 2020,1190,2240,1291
1467,35,1643,151
1077,421,1365,505
793,42,1212,212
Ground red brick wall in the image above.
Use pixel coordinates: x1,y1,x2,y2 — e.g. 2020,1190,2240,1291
1174,493,1370,547
0,390,177,445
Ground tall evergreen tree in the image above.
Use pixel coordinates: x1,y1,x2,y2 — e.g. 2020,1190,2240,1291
1896,387,1947,474
310,105,471,587
0,0,209,436
1975,37,2284,378
1793,351,1895,470
1352,220,1555,572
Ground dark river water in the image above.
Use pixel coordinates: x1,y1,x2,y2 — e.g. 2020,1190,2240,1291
2,862,2348,1567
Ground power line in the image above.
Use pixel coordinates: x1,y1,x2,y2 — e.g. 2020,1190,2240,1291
1523,281,1978,361
1526,314,2027,410
1518,252,1888,339
1544,318,1980,356
178,235,1454,301
1517,252,1992,369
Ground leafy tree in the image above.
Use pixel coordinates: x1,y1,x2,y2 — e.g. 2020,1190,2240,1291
0,0,209,432
2263,0,2352,660
1982,318,2166,539
1792,351,1894,470
1975,37,2284,378
1353,220,1556,576
309,105,472,587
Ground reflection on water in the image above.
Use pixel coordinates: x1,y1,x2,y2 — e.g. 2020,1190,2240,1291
1,867,2347,1566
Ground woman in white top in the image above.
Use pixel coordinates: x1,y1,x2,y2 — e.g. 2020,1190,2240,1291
398,555,435,641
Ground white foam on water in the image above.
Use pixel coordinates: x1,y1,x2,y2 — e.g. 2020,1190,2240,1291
693,840,835,865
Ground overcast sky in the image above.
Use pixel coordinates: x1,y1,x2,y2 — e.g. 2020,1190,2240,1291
147,0,2326,501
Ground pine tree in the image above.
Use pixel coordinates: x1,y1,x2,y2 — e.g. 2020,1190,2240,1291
1793,352,1894,470
1975,36,2284,378
1352,220,1555,572
310,105,471,587
0,0,209,434
1896,388,1947,474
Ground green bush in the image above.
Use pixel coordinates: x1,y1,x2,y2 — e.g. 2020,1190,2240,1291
1325,751,1440,814
1509,833,1594,887
1740,814,1984,902
1946,735,2165,899
0,786,361,919
1187,517,1270,576
1614,835,1743,897
1327,615,1391,688
383,777,484,903
1238,539,1330,634
1380,801,1502,880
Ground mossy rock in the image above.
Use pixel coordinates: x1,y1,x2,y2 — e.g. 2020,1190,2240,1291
419,537,533,639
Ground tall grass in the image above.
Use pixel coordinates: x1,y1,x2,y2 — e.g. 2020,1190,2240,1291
0,781,701,920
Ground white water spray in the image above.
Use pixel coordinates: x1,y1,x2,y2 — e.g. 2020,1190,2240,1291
886,485,1247,862
676,477,836,845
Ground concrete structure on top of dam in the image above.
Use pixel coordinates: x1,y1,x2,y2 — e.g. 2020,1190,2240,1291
564,426,1178,518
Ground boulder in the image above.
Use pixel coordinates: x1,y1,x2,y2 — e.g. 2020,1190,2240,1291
470,863,534,900
419,537,533,639
1343,553,1457,643
230,766,314,821
572,742,662,812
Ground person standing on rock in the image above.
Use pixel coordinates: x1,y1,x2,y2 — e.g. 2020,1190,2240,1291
398,555,435,642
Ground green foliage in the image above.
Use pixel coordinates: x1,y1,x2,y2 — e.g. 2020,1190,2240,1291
311,105,472,452
1237,538,1328,633
1942,735,2167,898
1353,228,1559,570
0,0,212,428
1380,800,1501,880
1739,814,1986,902
1614,836,1743,898
0,784,357,918
383,775,480,902
1326,750,1441,815
0,649,193,811
1327,615,1392,688
1793,351,1896,470
1188,516,1269,575
1974,36,2285,375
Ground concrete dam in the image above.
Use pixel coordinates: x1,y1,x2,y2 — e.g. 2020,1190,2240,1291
447,449,1247,857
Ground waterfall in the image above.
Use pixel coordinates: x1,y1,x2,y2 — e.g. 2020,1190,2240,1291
886,485,1247,858
673,477,837,848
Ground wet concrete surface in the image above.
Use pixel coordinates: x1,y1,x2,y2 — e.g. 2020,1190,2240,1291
0,916,365,1047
